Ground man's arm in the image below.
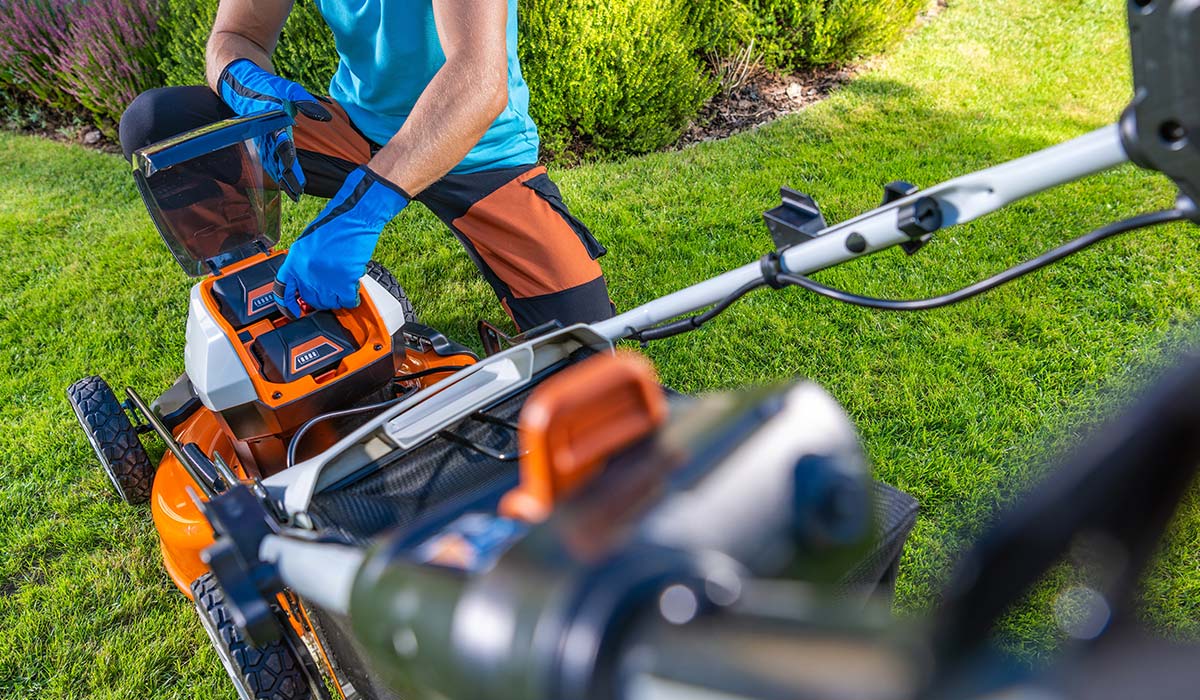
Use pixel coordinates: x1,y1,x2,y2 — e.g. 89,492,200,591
205,0,294,91
367,0,511,196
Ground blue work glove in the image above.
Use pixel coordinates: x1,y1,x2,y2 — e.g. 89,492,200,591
273,166,410,317
254,128,307,202
217,58,332,201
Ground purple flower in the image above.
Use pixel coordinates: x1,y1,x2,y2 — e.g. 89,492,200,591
0,0,163,135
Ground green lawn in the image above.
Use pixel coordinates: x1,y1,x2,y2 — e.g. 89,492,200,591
3,0,1200,696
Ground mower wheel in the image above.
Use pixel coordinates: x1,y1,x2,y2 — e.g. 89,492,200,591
191,574,314,700
366,260,418,324
66,376,153,505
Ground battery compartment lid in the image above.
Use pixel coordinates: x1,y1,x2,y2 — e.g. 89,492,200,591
132,111,293,276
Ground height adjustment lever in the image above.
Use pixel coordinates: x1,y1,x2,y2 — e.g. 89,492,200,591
883,181,942,255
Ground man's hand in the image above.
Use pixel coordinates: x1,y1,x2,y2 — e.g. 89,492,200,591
217,59,330,201
218,58,331,121
273,166,410,317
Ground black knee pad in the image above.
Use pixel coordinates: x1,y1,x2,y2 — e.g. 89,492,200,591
119,89,167,161
119,86,230,162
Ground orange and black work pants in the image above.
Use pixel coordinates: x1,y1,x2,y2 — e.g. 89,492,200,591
119,86,614,331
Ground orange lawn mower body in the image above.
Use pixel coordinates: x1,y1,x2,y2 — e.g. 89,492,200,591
66,112,480,700
63,113,917,700
148,250,476,596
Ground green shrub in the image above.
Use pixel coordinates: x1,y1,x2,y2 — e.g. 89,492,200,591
273,1,338,92
518,0,718,158
157,0,211,86
690,0,758,57
747,0,927,72
159,0,335,92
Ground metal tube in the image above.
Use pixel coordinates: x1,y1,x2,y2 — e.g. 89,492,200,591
259,535,364,616
593,125,1128,341
211,450,240,486
125,386,218,500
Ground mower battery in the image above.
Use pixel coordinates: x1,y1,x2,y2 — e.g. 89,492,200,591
209,256,284,328
251,312,358,384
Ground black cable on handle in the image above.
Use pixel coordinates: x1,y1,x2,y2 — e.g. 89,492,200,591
776,209,1186,311
390,364,471,386
629,209,1185,343
632,278,765,343
286,396,403,468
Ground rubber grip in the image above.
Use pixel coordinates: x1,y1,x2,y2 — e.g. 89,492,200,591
295,100,332,122
273,279,300,320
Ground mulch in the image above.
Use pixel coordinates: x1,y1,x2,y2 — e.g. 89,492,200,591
677,65,857,147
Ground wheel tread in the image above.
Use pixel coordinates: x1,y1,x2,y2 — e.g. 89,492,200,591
365,261,418,324
191,574,312,700
66,376,153,504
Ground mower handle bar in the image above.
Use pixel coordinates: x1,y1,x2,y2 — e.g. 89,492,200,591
261,342,1200,700
592,125,1130,342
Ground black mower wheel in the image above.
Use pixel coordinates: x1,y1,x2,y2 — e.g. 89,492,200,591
66,376,153,505
191,573,314,700
366,260,418,324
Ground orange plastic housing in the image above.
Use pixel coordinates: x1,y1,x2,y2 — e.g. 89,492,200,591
198,251,394,412
500,351,668,523
152,408,235,592
153,252,478,597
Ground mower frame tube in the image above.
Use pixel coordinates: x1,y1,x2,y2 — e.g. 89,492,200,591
125,386,220,500
593,125,1129,341
259,534,363,616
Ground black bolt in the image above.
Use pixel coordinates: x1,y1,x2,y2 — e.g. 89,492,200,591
374,344,383,351
898,197,943,239
845,232,867,253
1160,120,1187,145
272,391,283,400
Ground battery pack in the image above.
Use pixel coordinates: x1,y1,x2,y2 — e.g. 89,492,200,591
251,312,358,384
210,256,284,328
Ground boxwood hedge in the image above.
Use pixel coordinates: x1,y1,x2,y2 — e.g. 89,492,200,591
4,0,927,156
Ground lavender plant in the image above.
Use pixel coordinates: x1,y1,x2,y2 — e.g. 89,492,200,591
54,0,163,136
0,0,162,137
0,0,75,109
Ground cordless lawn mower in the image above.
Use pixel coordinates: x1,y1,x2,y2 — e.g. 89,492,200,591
67,1,1200,698
66,112,485,698
66,108,919,699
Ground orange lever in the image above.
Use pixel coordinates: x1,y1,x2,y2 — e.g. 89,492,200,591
500,351,668,523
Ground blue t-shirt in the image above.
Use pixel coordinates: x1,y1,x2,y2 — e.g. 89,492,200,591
312,0,540,173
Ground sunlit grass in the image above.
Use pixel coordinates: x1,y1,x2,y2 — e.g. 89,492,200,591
2,0,1199,696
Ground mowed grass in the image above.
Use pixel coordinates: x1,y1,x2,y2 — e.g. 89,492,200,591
3,0,1200,696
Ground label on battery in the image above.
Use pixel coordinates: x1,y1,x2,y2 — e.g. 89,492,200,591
414,513,527,573
246,282,277,317
290,336,347,374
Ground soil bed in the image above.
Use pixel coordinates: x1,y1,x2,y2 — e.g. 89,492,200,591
678,65,857,147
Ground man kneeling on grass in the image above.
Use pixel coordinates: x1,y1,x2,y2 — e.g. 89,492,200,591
120,0,613,331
